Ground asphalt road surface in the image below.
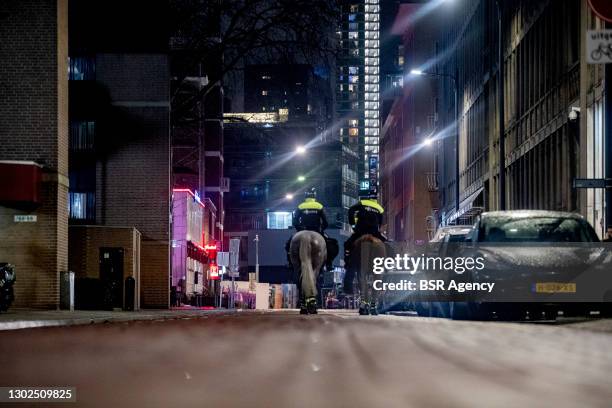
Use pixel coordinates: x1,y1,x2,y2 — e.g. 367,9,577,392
1,310,612,408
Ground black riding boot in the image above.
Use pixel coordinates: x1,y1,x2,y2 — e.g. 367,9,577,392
299,298,308,314
358,301,370,315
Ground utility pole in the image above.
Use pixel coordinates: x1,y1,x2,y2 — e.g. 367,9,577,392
454,66,460,213
254,234,260,283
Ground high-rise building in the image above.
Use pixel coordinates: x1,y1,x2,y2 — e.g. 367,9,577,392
244,64,313,116
223,63,358,278
336,0,381,194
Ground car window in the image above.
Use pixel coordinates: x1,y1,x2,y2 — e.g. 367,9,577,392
479,217,599,242
447,234,467,243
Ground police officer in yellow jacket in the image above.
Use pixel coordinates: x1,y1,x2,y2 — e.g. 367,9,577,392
343,190,386,293
285,188,338,270
293,188,328,233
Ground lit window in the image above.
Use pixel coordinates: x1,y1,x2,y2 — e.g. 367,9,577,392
261,75,271,80
349,119,358,127
267,212,292,229
349,128,359,136
69,56,95,81
261,90,268,96
348,31,358,40
69,192,95,220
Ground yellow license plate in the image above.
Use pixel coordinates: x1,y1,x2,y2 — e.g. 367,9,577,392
534,283,576,293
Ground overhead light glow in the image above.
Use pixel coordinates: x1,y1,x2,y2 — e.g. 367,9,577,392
410,69,424,76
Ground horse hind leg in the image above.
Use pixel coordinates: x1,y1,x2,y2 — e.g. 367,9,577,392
299,236,318,306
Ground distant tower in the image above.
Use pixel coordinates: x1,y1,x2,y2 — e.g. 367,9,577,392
336,0,380,195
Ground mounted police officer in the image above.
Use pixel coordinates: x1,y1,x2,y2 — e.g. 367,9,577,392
286,188,338,270
343,189,386,293
293,188,328,234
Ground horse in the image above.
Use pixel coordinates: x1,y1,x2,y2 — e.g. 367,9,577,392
346,235,387,315
289,230,327,314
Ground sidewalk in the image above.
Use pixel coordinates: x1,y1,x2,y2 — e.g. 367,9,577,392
0,308,237,331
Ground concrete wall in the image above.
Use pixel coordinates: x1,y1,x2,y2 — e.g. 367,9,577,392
0,0,69,308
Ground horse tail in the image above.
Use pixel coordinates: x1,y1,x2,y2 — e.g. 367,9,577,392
353,235,386,306
299,234,316,298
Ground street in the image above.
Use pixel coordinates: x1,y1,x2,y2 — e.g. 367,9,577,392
1,311,612,408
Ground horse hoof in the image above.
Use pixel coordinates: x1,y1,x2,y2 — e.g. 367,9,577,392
306,298,318,314
370,305,379,316
359,303,370,315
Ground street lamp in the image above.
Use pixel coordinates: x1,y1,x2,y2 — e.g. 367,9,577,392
410,68,460,212
297,175,306,182
423,138,433,147
295,146,306,155
285,193,294,200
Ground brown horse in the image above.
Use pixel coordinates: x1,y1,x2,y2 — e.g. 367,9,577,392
289,230,327,314
347,234,387,315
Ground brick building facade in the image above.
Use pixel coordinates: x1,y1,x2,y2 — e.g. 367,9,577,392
68,1,171,308
0,0,69,308
380,4,440,244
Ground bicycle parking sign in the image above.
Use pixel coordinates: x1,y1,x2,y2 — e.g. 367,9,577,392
587,30,612,64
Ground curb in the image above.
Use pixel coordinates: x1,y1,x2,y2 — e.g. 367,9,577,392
0,309,239,331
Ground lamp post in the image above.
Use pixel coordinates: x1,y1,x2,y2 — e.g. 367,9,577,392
254,234,259,283
410,69,460,213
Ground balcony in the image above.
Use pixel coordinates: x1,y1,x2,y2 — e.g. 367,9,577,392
425,172,439,192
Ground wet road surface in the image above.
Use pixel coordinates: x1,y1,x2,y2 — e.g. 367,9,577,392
1,310,611,407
